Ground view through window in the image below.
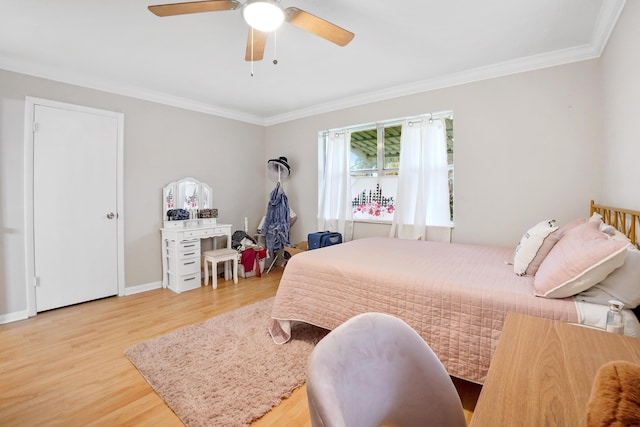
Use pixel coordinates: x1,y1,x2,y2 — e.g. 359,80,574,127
320,114,454,223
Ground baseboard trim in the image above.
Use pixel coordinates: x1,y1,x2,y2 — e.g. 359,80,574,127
0,309,29,325
124,281,162,296
0,283,163,324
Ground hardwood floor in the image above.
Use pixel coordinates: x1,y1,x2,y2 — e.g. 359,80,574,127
0,267,481,426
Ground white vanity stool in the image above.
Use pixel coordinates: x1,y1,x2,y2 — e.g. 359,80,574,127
203,249,239,288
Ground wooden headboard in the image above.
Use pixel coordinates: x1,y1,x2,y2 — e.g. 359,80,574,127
590,200,639,246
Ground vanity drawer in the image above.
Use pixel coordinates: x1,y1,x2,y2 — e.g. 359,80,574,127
169,248,199,259
166,238,199,247
178,239,200,251
168,272,201,293
180,227,229,238
169,257,200,275
214,227,230,235
182,229,211,238
167,240,200,259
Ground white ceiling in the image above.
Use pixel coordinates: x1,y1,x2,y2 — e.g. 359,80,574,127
0,0,626,125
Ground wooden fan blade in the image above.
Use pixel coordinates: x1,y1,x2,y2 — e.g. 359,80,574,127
148,0,240,17
245,28,268,61
285,7,354,46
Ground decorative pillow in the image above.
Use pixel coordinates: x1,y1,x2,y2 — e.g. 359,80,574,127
600,223,633,244
533,221,628,298
556,217,586,238
574,247,640,308
589,212,603,222
513,220,558,276
589,214,634,245
526,217,588,274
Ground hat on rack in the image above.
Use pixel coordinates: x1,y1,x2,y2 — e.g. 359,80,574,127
267,156,291,178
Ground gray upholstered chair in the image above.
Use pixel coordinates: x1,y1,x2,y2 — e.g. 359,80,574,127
306,312,466,427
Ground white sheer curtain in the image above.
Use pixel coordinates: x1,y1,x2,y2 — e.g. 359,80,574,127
389,118,451,241
317,131,354,240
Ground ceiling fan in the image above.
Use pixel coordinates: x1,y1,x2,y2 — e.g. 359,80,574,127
148,0,355,62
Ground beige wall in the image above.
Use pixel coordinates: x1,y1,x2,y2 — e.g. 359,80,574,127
0,70,264,317
600,1,640,209
266,60,604,247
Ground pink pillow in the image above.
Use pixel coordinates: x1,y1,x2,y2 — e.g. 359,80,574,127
556,217,587,238
534,221,628,298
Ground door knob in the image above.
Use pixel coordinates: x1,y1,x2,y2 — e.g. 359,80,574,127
107,212,116,219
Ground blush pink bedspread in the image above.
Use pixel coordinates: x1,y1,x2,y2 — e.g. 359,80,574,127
269,237,578,383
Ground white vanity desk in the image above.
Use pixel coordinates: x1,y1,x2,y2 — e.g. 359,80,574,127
160,222,232,292
160,177,231,293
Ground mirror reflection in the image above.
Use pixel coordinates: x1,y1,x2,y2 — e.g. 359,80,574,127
182,180,199,209
163,177,212,215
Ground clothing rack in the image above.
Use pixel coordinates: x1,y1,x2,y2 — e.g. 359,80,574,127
264,157,292,274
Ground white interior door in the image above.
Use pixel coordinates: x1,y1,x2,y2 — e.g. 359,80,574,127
32,103,120,312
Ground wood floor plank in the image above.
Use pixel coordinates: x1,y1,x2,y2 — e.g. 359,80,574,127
0,266,480,426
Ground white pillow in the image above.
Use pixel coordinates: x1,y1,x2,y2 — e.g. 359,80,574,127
533,221,628,298
591,214,634,246
600,223,633,244
589,212,603,223
513,220,558,276
575,247,640,308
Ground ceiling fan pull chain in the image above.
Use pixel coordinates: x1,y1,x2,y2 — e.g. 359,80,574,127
250,27,255,77
273,30,278,65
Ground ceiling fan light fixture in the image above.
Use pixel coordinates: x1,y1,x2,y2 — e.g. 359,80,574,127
242,0,285,32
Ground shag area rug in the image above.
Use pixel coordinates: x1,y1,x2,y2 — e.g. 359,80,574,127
125,297,328,427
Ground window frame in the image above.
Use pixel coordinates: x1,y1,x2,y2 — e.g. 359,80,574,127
319,111,454,224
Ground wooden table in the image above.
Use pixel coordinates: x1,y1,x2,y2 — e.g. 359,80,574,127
471,312,640,426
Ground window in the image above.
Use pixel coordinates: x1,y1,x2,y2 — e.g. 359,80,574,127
445,118,454,221
320,113,454,223
350,124,400,221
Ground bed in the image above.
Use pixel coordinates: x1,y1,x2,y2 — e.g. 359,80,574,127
269,201,640,383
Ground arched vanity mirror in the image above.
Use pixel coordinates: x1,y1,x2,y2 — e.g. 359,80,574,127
162,177,216,228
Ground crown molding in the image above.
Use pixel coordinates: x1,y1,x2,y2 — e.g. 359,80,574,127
264,43,600,126
0,55,267,126
590,0,626,54
0,1,626,127
263,0,626,126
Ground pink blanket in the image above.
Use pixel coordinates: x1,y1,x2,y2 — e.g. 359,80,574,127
269,237,578,383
